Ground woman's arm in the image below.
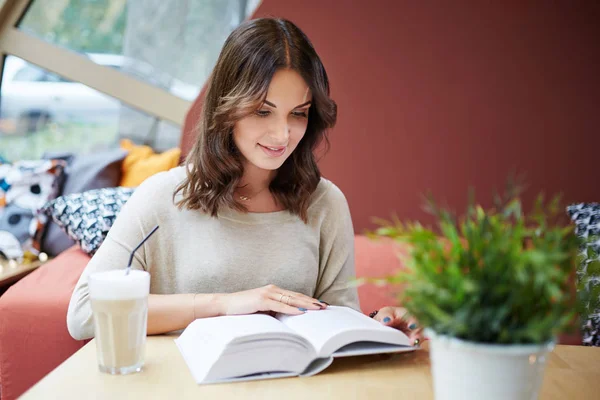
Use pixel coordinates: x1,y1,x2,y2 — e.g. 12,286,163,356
67,174,170,340
67,233,323,339
66,227,228,340
146,293,221,335
313,183,361,310
147,284,327,335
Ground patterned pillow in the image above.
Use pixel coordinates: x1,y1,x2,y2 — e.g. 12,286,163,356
567,203,600,347
41,187,135,255
0,159,66,260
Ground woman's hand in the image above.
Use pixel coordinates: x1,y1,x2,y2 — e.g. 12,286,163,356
372,306,423,345
216,284,326,316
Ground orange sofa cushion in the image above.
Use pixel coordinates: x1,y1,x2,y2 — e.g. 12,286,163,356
0,246,91,400
119,139,181,187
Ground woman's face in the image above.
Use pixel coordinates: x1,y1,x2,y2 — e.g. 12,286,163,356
233,68,312,172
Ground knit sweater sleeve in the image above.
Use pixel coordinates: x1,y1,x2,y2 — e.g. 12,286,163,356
66,173,163,340
313,182,361,312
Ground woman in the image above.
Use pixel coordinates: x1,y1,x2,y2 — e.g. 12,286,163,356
67,18,421,344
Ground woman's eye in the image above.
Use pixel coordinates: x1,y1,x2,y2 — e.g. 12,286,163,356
255,110,271,117
292,111,308,118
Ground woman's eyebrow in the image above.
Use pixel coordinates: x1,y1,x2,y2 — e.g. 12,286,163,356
263,100,312,109
294,100,312,108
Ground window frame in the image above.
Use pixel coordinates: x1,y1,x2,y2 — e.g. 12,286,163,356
0,0,191,126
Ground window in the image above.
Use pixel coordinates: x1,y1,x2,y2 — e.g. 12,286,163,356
19,0,261,101
12,64,46,82
0,56,180,162
0,0,261,160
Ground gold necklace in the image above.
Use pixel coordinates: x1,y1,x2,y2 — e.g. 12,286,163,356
237,186,269,201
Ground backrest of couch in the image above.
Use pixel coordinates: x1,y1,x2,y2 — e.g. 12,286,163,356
353,235,409,313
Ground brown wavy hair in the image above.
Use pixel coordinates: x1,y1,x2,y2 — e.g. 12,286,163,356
174,18,337,222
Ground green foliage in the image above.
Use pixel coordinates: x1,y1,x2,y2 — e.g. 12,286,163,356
20,0,127,54
369,180,579,344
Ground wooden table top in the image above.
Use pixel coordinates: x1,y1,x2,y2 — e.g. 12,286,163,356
0,260,41,287
21,335,600,399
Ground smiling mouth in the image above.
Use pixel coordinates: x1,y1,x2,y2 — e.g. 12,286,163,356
258,144,287,157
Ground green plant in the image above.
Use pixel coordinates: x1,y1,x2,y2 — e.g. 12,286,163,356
370,181,579,344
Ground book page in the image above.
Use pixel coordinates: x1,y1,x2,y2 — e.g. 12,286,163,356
175,314,311,383
181,313,297,344
277,306,411,357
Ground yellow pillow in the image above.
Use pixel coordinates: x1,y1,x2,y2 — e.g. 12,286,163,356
119,139,181,187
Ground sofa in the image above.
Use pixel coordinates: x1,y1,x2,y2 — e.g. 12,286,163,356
0,235,405,399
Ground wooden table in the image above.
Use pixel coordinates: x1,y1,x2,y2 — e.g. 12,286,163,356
0,260,41,288
21,336,600,399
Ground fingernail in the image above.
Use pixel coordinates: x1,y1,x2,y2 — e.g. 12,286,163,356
298,307,307,312
313,303,324,308
409,323,417,330
383,317,391,323
319,300,330,306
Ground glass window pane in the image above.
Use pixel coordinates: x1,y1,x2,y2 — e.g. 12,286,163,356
0,56,180,162
19,0,261,101
12,64,46,82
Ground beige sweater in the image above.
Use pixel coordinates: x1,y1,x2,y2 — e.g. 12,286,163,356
67,166,360,340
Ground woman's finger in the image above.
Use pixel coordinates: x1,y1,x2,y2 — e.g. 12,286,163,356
372,306,398,325
265,299,307,315
281,290,326,308
373,307,423,345
394,310,422,342
271,293,323,311
269,289,325,310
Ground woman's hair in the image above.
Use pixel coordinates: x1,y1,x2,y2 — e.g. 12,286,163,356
174,18,337,223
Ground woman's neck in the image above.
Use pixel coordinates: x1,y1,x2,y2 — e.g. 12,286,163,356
235,162,284,212
238,162,276,193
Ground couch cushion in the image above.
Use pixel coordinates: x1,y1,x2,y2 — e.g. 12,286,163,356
567,203,600,346
41,187,135,256
0,246,90,400
42,148,128,256
354,235,409,313
0,159,66,260
119,139,181,187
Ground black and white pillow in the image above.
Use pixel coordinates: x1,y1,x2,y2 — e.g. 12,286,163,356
567,203,600,347
42,187,135,255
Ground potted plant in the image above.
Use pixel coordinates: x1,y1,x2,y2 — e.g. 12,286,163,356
369,182,579,400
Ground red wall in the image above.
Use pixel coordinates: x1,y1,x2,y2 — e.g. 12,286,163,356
182,1,600,232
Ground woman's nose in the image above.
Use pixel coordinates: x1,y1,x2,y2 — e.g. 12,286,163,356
270,121,290,144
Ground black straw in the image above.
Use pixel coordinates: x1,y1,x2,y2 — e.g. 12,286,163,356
125,225,159,275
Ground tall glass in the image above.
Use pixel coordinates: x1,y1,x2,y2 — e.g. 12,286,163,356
88,270,150,375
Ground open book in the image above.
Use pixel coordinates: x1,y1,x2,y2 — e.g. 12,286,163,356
175,306,416,384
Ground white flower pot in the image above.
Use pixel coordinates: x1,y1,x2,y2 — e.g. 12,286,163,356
425,329,555,400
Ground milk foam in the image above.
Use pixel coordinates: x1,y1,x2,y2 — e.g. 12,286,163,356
89,270,150,300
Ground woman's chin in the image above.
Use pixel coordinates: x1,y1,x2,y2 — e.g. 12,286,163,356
256,160,285,171
243,156,286,172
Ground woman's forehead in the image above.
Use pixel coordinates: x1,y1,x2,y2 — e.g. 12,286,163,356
264,69,312,108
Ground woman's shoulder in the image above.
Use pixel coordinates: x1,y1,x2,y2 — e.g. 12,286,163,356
309,177,350,211
134,166,185,191
127,166,186,206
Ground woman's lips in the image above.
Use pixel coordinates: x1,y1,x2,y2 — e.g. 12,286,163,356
258,144,286,157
